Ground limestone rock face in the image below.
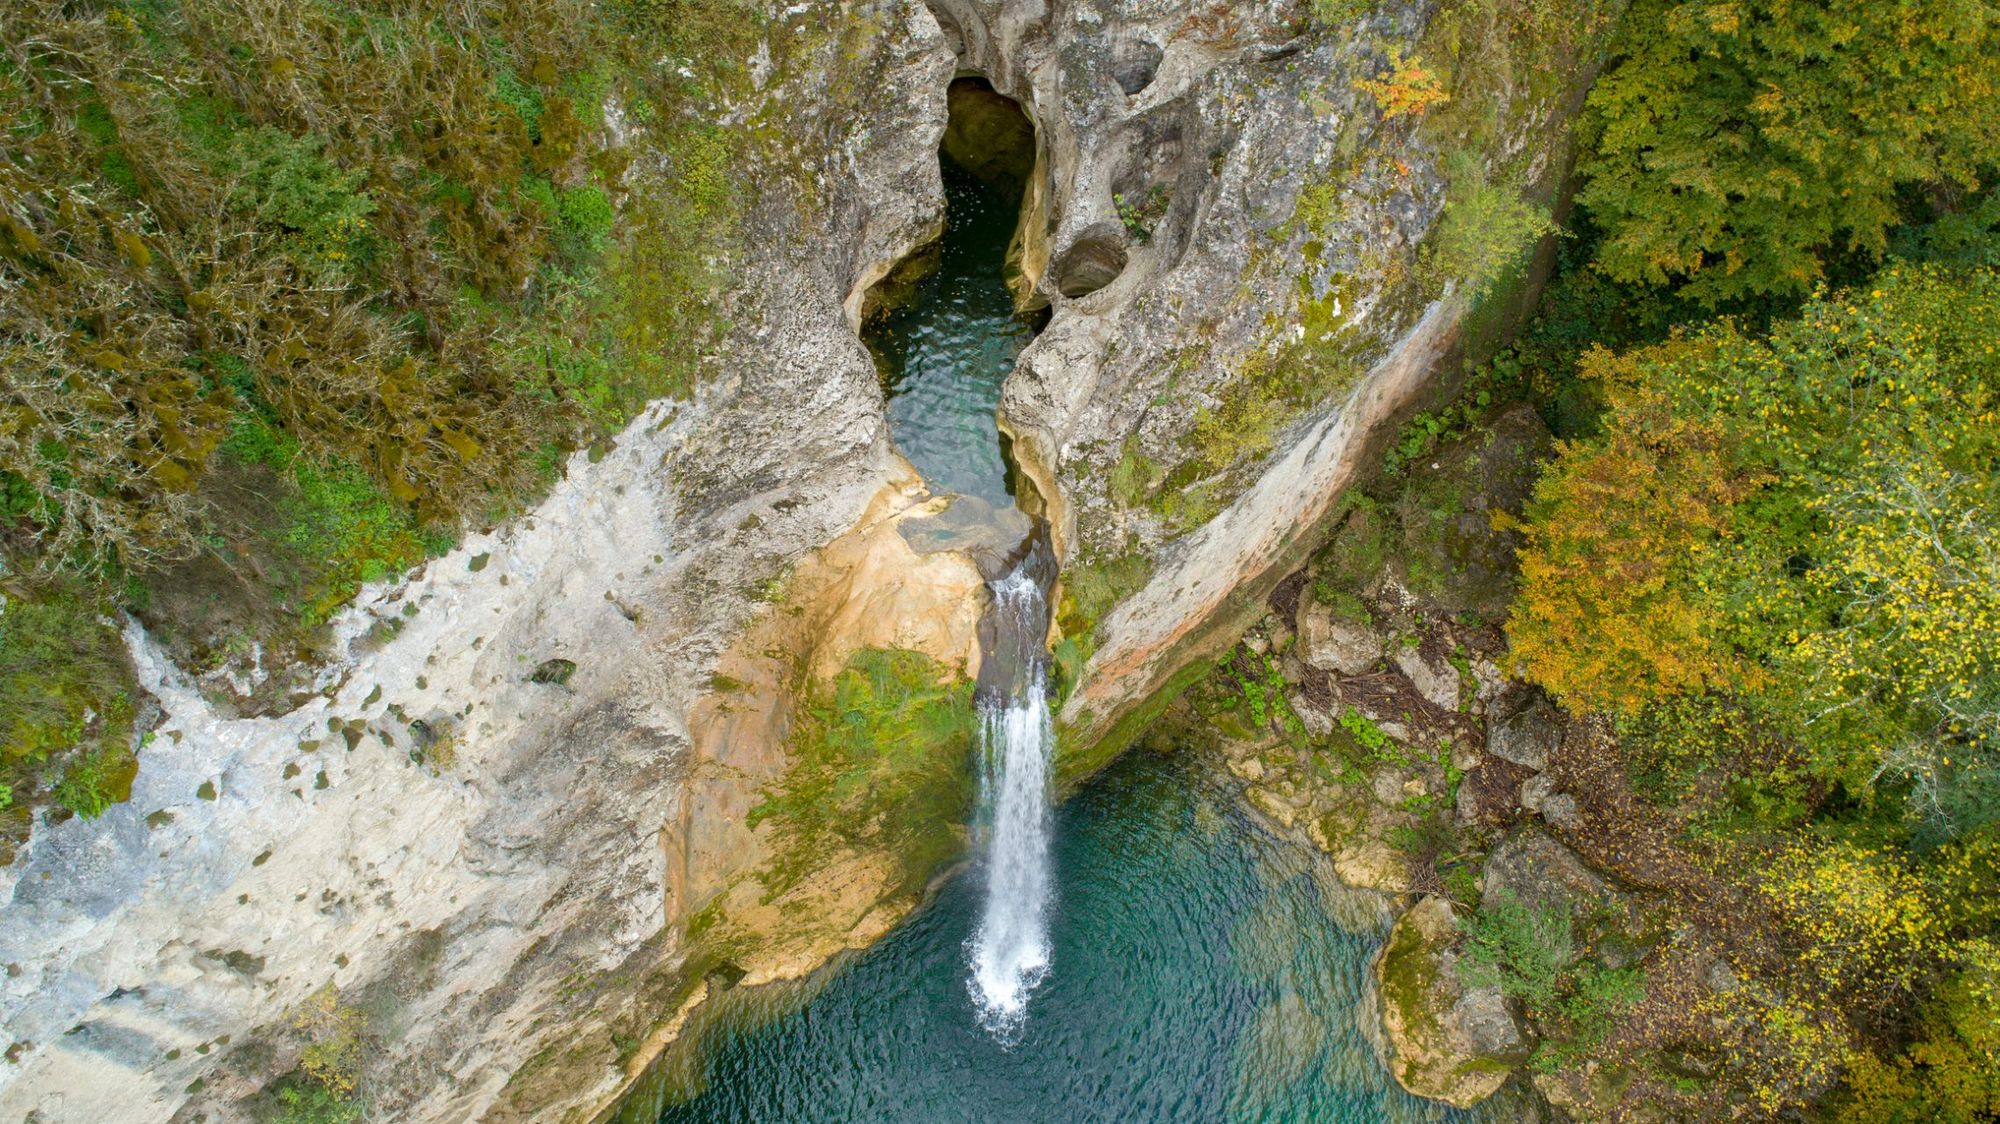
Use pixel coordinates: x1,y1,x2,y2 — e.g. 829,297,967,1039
0,3,972,1121
944,0,1612,776
1375,896,1532,1107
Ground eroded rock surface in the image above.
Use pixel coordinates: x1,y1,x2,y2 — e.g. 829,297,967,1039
3,0,1623,1117
933,0,1612,778
0,2,968,1120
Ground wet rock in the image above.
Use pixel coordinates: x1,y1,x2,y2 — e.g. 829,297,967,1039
1376,896,1532,1107
896,493,1036,578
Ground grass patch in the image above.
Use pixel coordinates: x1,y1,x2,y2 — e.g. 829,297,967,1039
0,579,140,834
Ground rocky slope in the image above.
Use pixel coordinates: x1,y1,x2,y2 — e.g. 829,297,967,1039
947,0,1618,777
1,0,1621,1118
0,3,964,1119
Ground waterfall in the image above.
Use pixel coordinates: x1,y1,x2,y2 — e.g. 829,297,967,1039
967,561,1055,1034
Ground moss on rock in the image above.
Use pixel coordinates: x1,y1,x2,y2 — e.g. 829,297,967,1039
749,648,975,899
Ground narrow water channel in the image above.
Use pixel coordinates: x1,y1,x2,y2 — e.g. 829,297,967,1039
639,101,1493,1123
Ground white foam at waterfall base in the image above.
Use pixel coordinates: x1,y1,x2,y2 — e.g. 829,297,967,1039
968,568,1055,1036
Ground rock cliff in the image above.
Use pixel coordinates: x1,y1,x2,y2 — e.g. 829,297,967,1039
0,0,1618,1118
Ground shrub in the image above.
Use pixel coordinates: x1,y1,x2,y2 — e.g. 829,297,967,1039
1425,152,1554,300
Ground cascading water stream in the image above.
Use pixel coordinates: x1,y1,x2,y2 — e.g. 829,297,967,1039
967,563,1055,1031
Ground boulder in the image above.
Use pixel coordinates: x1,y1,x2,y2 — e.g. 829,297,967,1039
1481,829,1660,970
1335,839,1412,894
1486,693,1560,772
1295,599,1384,675
1376,896,1533,1107
1519,773,1582,831
1394,645,1461,710
1481,828,1609,918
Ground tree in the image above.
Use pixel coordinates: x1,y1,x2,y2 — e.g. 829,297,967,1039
1508,263,2000,824
1578,0,2000,303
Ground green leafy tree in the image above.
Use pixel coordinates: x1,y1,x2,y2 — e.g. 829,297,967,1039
1579,0,2000,303
1509,262,2000,824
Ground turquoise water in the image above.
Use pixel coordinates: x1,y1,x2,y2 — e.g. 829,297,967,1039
655,749,1476,1124
867,159,1035,508
643,145,1474,1124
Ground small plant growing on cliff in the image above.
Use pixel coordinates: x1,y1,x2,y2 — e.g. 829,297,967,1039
272,1080,363,1124
1339,706,1396,760
291,984,366,1096
1114,186,1170,242
1354,50,1450,120
1425,153,1553,300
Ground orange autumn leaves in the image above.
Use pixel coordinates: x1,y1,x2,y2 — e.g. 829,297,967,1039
1504,339,1764,714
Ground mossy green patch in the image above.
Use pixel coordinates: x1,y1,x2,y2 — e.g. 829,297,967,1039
0,579,140,829
750,649,974,900
1055,543,1154,655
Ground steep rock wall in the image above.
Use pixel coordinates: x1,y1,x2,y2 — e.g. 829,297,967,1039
932,0,1615,776
0,2,963,1121
0,0,1622,1118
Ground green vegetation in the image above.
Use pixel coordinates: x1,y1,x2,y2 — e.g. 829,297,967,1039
1053,541,1154,679
1458,893,1644,1072
260,985,367,1122
1423,152,1553,300
1578,0,2000,304
749,649,975,899
0,580,136,843
0,0,754,828
1468,0,2000,1100
1314,0,2000,1111
1511,264,2000,819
